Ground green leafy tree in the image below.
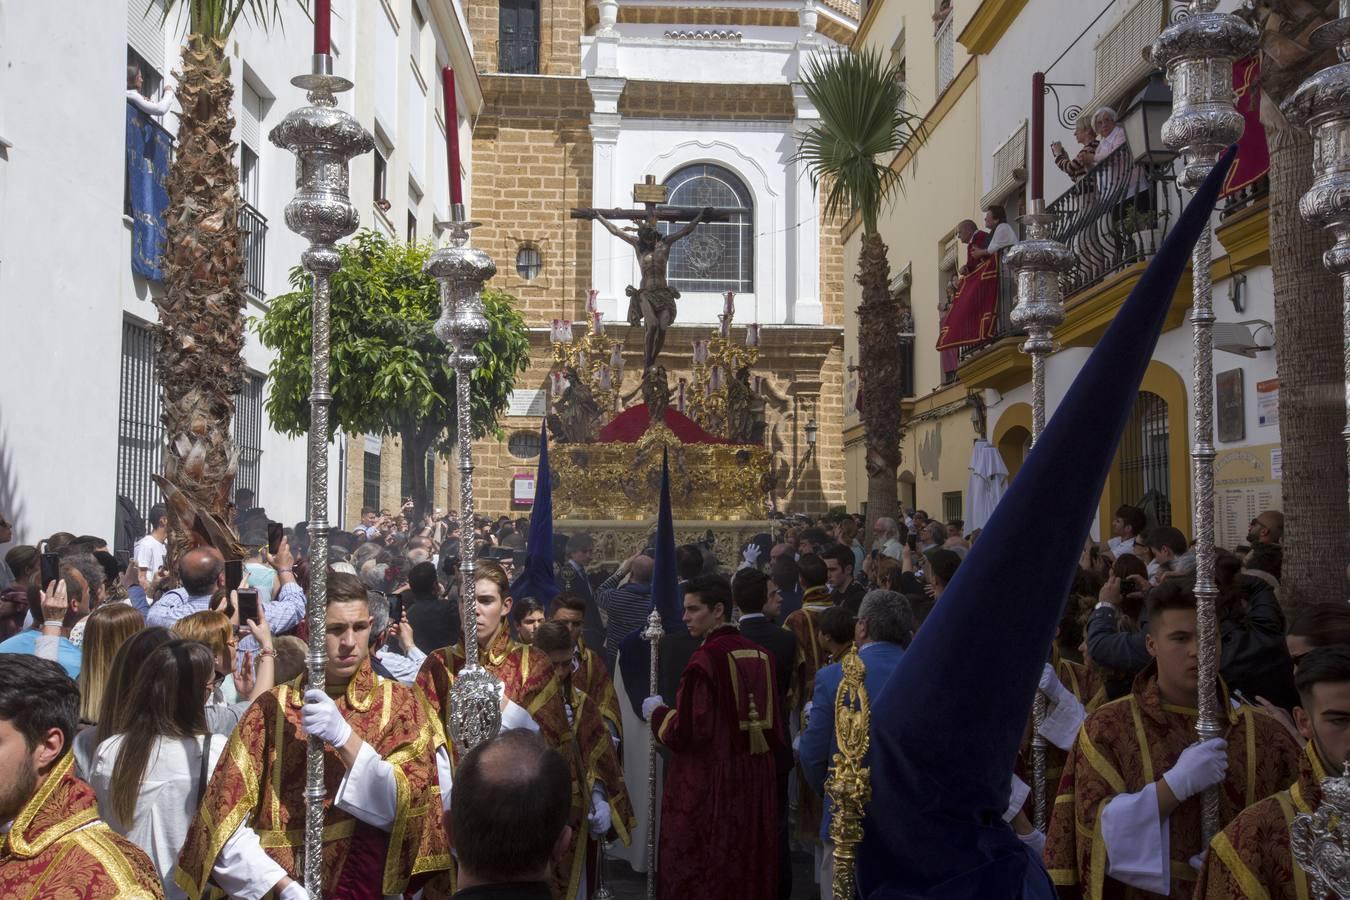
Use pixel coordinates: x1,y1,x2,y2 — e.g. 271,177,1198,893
796,48,923,532
257,230,530,522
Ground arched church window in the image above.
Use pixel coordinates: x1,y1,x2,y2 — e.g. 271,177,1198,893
661,164,753,294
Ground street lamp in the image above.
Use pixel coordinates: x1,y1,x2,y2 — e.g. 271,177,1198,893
1120,73,1176,165
805,416,818,446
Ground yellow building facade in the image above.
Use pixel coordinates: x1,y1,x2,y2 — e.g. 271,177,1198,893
842,0,985,521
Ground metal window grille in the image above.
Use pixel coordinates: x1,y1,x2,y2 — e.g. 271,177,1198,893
1118,390,1172,526
120,321,267,524
661,164,753,294
508,430,542,459
233,372,265,505
117,320,165,534
935,11,955,95
238,200,268,303
941,491,963,524
363,452,381,511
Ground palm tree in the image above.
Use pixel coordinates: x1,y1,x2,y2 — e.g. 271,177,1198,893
1242,0,1349,603
148,1,303,560
796,48,923,531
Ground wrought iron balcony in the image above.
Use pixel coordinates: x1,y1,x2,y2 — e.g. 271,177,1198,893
1046,142,1181,297
498,38,540,74
238,201,268,303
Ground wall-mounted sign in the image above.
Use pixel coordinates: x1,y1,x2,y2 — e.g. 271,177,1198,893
507,389,547,417
1216,368,1244,443
512,473,536,506
1256,378,1278,428
1214,442,1282,550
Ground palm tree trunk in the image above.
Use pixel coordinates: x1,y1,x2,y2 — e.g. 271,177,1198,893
400,428,435,527
857,230,903,531
156,35,246,562
1265,122,1349,604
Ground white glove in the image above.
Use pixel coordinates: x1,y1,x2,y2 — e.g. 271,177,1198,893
642,695,663,721
742,543,762,567
588,788,612,836
1016,827,1046,857
280,882,309,900
302,689,353,748
1038,662,1071,704
1162,738,1228,802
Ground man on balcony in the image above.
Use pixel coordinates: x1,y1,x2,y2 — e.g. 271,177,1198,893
938,219,1001,354
969,206,1018,263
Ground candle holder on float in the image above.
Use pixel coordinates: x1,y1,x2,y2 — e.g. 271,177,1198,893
551,290,629,420
686,292,761,437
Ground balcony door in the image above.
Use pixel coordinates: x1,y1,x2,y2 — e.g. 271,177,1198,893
499,0,539,74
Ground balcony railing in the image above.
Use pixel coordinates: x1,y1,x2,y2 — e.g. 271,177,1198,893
238,201,268,303
498,37,539,74
1219,173,1268,221
1047,142,1181,297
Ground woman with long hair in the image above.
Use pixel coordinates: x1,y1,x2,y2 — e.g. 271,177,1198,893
77,603,145,725
172,605,274,734
89,640,223,898
72,624,171,778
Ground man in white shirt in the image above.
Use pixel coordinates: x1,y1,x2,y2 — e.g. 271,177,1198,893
1106,503,1146,560
970,205,1019,262
133,503,168,578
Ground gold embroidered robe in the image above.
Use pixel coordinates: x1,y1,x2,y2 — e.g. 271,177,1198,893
175,660,449,899
0,752,163,899
1194,740,1334,900
575,641,622,744
415,625,584,898
1043,665,1301,900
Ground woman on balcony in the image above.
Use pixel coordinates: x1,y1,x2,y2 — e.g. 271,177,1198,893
1051,120,1100,181
1090,106,1127,164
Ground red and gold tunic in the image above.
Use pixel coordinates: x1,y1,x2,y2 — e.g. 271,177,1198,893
415,626,580,897
650,624,786,900
783,588,832,717
1194,740,1334,900
1060,656,1108,715
1043,665,1301,900
0,752,162,898
575,641,623,744
175,660,448,899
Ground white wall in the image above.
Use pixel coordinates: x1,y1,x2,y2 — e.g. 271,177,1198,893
0,0,476,546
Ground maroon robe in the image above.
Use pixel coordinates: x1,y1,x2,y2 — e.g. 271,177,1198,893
649,624,786,900
937,229,999,351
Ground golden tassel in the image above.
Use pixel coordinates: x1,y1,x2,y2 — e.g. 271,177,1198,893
747,695,770,755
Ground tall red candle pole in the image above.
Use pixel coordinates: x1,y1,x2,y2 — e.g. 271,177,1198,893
314,0,331,56
1031,71,1045,206
443,66,464,215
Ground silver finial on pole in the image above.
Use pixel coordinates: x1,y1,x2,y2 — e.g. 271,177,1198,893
642,607,665,900
1006,201,1073,833
269,56,373,898
426,208,504,753
1283,2,1350,889
1149,0,1258,844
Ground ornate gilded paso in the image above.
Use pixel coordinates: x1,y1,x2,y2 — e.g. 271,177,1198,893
826,648,871,899
550,423,771,520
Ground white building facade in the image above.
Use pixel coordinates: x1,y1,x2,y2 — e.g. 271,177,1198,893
0,0,479,548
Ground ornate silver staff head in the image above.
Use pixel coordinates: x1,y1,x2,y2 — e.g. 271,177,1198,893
1007,210,1073,364
425,215,502,755
1147,0,1259,190
1290,760,1350,896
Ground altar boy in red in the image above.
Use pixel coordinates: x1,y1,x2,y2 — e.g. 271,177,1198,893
644,574,786,900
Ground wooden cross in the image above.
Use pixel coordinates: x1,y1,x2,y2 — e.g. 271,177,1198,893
570,174,737,225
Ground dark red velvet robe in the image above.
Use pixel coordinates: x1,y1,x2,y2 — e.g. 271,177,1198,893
649,624,786,900
936,229,999,350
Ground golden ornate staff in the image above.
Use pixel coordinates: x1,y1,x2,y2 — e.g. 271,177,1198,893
826,647,871,899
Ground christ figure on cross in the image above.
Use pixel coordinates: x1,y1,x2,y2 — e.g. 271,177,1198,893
593,207,711,371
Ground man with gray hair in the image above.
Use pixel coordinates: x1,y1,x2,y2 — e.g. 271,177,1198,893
870,517,902,561
366,589,425,684
798,589,912,897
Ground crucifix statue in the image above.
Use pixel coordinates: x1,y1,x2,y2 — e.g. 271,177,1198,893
572,175,729,372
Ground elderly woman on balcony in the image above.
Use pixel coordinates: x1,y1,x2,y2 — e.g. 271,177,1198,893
1051,120,1100,181
1091,106,1127,163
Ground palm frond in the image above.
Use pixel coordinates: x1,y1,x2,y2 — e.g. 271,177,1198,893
793,47,925,235
158,0,307,41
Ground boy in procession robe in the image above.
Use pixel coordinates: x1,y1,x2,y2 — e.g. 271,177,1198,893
643,574,787,900
782,552,833,839
1043,581,1301,899
175,572,449,899
535,620,636,894
414,559,595,899
0,656,163,898
1194,644,1350,899
554,590,623,743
